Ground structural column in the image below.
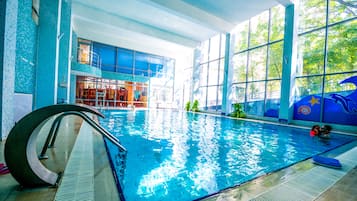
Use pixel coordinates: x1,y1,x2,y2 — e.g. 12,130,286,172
57,0,72,104
221,33,232,115
0,0,17,139
35,0,62,109
279,4,298,123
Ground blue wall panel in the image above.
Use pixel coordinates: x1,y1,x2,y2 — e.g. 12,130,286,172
91,41,171,78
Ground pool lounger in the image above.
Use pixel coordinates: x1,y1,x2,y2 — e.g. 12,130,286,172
312,155,342,169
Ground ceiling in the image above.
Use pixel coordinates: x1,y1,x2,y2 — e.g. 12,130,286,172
71,0,292,58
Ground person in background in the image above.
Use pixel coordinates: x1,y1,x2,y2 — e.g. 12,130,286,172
310,125,321,137
320,125,332,138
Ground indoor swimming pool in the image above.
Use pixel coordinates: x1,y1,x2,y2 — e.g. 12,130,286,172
99,110,356,201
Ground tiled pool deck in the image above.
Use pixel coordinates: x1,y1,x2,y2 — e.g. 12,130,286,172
0,115,356,201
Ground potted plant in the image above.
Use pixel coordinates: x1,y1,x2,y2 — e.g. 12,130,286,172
191,100,199,112
185,101,191,111
230,103,246,118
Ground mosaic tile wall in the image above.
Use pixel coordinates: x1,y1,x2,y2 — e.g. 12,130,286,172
15,0,37,94
1,0,17,139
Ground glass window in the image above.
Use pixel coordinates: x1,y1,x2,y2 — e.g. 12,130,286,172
220,34,226,58
217,85,223,108
78,43,91,65
247,81,265,101
297,30,326,76
248,47,267,81
329,0,357,24
93,43,116,72
249,11,269,47
326,20,357,74
195,87,207,109
265,80,281,117
207,86,218,108
232,21,249,52
298,0,326,33
199,64,208,87
208,60,219,85
200,40,209,63
209,34,221,61
231,83,246,103
270,5,285,41
117,48,133,74
295,76,323,99
324,73,357,94
232,53,247,83
246,81,265,116
218,59,225,85
268,42,283,79
266,80,281,99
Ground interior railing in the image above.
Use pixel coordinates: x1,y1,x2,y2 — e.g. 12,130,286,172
4,104,126,188
39,111,126,159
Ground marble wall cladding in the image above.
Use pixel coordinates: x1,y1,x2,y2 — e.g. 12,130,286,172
1,0,18,139
15,0,37,94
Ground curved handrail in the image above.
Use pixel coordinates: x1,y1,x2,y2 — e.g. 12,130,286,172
39,111,126,160
3,104,119,187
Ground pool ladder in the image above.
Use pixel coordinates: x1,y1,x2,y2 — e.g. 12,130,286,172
4,104,127,191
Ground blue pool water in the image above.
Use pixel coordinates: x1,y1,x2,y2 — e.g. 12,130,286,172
99,110,356,201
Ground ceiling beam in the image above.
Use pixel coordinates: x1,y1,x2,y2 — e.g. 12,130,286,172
276,0,294,6
72,16,193,58
147,0,235,32
72,2,201,48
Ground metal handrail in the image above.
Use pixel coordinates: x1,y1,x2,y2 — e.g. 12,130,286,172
39,111,126,159
76,47,102,69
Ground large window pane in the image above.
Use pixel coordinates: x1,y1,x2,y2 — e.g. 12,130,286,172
247,82,265,101
220,34,226,58
208,60,219,85
194,87,207,109
268,42,283,79
200,40,209,63
248,47,267,81
324,73,357,94
218,59,224,85
117,48,133,74
232,53,247,83
78,43,91,65
295,76,323,99
265,80,281,117
209,35,221,61
207,86,218,109
270,5,285,41
93,43,116,72
329,0,357,24
326,20,357,74
246,82,265,116
297,30,325,76
217,85,223,108
250,11,269,47
298,0,326,33
231,83,246,103
232,21,249,52
199,64,208,87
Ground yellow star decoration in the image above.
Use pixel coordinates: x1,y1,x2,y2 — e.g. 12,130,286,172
309,96,320,106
